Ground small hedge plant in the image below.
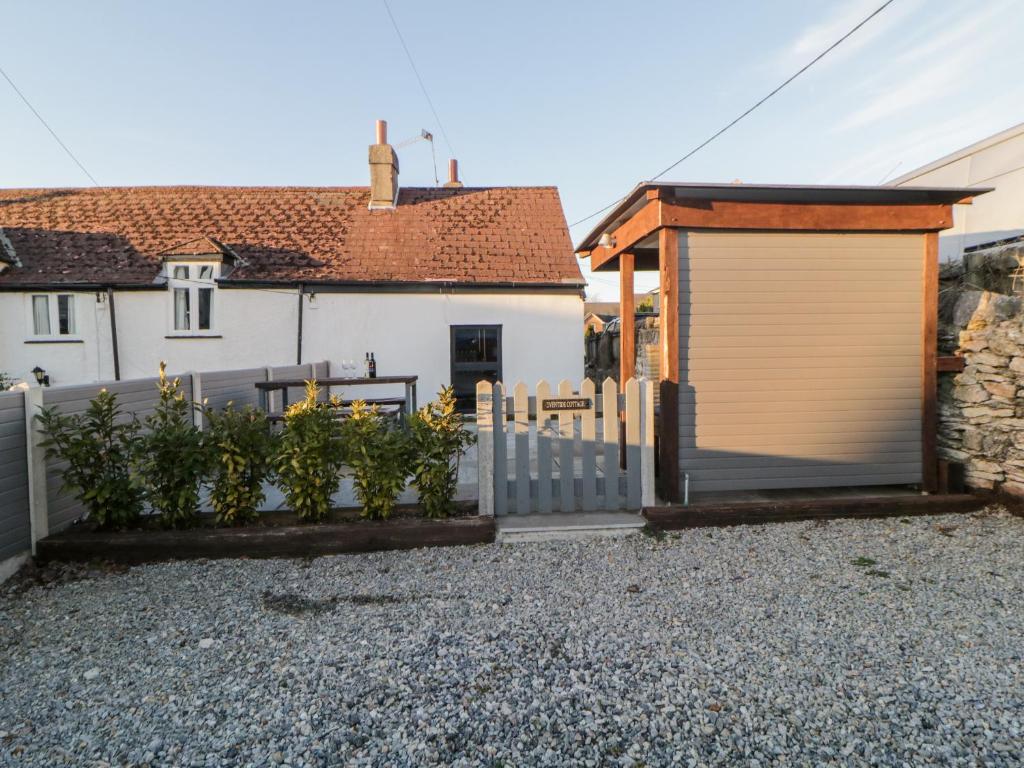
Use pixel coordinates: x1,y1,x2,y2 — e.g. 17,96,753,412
274,381,345,522
37,389,143,529
342,400,413,520
138,363,209,528
206,403,277,525
409,386,475,518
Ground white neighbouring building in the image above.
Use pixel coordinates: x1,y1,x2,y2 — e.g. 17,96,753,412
0,123,584,404
893,121,1024,261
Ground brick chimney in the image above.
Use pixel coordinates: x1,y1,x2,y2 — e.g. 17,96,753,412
368,119,399,209
444,158,463,188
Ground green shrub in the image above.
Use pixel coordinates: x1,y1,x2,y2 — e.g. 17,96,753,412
206,403,276,525
274,381,345,522
0,371,13,391
342,400,413,520
138,363,208,528
37,389,143,529
409,386,475,518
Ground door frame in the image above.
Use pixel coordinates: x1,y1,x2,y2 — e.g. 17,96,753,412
450,324,503,408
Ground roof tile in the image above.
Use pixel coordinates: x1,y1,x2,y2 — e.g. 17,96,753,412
0,186,581,286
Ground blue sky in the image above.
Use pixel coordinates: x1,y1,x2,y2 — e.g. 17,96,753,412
3,0,1023,298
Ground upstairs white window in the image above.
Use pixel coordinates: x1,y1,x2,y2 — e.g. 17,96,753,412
168,263,217,334
30,294,76,337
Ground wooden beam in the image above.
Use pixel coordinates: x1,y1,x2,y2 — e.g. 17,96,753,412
658,228,680,503
585,198,956,272
660,198,953,233
619,252,635,383
588,200,661,271
922,232,939,493
937,355,965,373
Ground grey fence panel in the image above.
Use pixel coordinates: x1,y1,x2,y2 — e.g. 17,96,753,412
202,367,267,412
0,391,31,562
41,377,166,532
270,363,314,409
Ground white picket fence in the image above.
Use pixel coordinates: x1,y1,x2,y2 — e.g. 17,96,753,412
476,378,655,516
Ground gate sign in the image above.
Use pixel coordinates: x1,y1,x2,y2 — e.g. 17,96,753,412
542,397,592,412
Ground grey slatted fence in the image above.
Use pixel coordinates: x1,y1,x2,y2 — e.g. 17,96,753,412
201,367,267,413
0,391,31,565
7,361,332,549
477,377,654,515
269,363,315,411
40,376,169,533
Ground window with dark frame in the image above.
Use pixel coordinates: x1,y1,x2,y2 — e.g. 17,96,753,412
450,325,502,411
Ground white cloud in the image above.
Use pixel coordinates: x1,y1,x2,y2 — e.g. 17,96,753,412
818,103,1016,185
831,0,1017,132
779,0,924,72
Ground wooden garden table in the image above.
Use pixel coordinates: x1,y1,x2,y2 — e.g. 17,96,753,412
254,376,418,417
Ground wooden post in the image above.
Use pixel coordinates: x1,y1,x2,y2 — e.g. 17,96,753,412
640,378,655,508
476,381,494,517
493,382,507,516
24,387,49,553
580,378,597,512
625,378,641,509
536,380,553,513
922,231,939,493
658,228,681,503
264,367,275,414
602,377,620,509
190,371,204,430
558,379,575,512
619,252,636,384
513,382,530,514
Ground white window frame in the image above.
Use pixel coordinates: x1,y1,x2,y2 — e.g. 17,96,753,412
166,262,219,336
26,293,80,340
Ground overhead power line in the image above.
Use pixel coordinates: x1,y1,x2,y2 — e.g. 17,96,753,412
381,0,457,159
0,63,100,186
569,0,897,230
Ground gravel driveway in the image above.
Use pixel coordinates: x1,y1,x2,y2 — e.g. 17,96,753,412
1,510,1022,767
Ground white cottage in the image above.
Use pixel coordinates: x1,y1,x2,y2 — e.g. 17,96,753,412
0,122,584,404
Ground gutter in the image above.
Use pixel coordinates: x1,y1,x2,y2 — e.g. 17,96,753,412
218,278,586,296
0,282,163,292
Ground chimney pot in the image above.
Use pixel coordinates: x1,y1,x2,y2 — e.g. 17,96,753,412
444,158,463,188
375,119,387,145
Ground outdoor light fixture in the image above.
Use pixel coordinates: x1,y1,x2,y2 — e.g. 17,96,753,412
598,233,617,249
31,366,49,386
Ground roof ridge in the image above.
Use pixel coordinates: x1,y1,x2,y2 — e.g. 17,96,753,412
0,184,562,194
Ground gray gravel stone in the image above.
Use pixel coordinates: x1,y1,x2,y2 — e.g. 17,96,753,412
0,510,1022,766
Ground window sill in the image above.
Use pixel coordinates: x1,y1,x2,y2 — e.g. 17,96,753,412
24,338,84,344
164,334,223,339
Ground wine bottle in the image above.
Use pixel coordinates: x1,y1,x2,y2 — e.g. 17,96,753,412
369,353,377,379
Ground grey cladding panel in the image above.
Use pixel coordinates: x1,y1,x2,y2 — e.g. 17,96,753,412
676,232,923,493
0,391,30,560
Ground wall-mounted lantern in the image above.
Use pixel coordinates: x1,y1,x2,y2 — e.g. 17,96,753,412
31,366,50,387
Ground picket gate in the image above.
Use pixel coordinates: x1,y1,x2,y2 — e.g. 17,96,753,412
476,378,654,515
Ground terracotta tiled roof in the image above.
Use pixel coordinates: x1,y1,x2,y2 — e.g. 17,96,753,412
0,186,582,287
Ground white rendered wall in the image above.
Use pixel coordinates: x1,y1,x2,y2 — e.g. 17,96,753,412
300,291,583,401
0,287,583,393
0,290,112,386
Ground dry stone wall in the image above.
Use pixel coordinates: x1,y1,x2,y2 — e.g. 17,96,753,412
940,290,1024,493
